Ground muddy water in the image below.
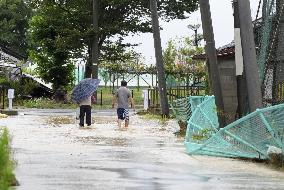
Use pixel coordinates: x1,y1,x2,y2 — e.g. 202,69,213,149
1,110,284,190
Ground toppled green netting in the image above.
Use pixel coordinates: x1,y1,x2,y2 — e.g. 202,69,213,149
185,96,284,159
171,96,209,122
171,97,191,122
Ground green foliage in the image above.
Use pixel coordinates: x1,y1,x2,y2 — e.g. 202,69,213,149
163,37,205,75
0,128,16,190
28,13,75,90
163,40,178,72
0,77,21,97
99,69,110,87
20,98,76,109
0,77,39,98
100,37,206,84
191,128,214,142
100,53,145,74
0,0,31,56
139,112,169,124
162,37,206,87
21,78,39,96
21,67,37,76
31,51,75,90
27,0,199,87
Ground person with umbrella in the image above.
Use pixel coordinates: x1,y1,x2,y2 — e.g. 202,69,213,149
71,78,100,128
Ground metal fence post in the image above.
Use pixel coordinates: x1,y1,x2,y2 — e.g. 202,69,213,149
100,90,103,106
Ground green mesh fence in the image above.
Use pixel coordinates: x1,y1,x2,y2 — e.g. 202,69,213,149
185,96,284,159
171,96,209,122
257,0,284,105
257,0,277,83
171,97,191,122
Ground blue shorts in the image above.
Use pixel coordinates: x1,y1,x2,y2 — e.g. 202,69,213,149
117,108,129,121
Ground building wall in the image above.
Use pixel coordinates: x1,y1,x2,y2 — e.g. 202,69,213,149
218,57,238,124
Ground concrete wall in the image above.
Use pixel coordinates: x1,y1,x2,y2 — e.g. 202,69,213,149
217,57,238,124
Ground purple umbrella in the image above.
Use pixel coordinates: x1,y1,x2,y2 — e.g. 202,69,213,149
71,78,100,103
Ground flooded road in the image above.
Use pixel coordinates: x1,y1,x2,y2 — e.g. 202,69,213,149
1,109,284,190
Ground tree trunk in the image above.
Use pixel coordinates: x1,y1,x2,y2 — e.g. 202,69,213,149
199,0,226,127
85,45,92,78
150,0,169,117
92,0,99,80
91,0,99,100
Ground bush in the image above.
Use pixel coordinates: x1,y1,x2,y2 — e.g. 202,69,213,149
0,77,38,100
0,128,16,190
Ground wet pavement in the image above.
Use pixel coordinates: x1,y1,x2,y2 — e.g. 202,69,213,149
1,109,284,190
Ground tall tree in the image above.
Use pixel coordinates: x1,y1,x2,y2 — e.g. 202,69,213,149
91,0,99,79
199,0,226,127
0,0,31,56
28,0,199,87
163,37,205,87
150,0,169,116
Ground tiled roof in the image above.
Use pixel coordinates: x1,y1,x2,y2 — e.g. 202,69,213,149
193,42,235,60
0,43,27,60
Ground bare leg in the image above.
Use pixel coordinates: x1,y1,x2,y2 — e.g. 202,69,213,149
125,120,129,128
118,119,122,128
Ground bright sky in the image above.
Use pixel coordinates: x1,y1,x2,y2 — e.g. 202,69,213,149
124,0,260,64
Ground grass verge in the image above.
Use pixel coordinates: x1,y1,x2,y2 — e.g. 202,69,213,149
0,128,16,190
137,111,170,126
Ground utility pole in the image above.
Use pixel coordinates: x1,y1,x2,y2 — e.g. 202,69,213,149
237,0,263,111
199,0,226,127
188,24,200,48
233,0,247,118
150,0,169,117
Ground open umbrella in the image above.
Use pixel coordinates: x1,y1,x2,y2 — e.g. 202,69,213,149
71,78,100,103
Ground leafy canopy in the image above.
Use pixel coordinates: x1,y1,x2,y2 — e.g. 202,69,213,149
27,0,199,87
0,0,31,56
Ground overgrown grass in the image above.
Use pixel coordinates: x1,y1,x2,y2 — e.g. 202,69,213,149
13,87,144,109
0,128,16,190
16,98,77,109
137,111,170,125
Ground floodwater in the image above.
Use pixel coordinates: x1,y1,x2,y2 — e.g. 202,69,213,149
1,109,284,190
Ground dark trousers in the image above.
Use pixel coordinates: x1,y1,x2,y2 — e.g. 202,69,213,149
79,105,92,126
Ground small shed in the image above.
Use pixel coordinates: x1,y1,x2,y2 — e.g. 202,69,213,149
193,43,238,123
0,44,53,98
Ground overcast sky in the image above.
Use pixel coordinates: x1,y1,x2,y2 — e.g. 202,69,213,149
124,0,260,64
